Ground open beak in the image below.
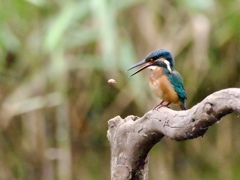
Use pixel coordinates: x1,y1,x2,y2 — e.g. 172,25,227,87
127,60,153,77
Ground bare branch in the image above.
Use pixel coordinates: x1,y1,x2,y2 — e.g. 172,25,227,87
107,88,240,180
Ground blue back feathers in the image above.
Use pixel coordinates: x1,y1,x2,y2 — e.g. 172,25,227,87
164,69,187,105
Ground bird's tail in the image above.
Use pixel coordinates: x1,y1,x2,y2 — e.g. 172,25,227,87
180,100,186,110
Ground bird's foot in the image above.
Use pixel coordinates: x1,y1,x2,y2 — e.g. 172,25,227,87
153,105,163,110
153,105,169,110
153,102,171,110
153,101,164,110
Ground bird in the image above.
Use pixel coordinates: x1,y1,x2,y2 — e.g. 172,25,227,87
127,49,187,110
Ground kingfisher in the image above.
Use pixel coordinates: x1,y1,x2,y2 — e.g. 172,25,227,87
127,49,187,110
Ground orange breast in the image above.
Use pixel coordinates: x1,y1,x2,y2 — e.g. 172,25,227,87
149,67,179,104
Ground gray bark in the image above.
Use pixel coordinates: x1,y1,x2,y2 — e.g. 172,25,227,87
107,88,240,180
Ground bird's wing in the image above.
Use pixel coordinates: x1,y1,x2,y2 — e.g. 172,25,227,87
168,70,187,103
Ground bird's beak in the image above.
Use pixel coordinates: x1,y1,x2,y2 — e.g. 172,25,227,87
127,59,154,77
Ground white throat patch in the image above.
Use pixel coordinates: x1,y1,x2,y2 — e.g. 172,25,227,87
148,66,157,70
164,60,172,72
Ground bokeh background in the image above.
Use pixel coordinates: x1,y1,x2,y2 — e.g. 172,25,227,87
0,0,240,179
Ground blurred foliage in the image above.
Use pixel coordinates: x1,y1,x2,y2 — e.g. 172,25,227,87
0,0,240,179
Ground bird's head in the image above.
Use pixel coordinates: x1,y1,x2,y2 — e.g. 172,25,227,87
127,49,174,77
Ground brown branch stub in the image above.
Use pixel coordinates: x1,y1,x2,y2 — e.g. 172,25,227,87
107,88,240,180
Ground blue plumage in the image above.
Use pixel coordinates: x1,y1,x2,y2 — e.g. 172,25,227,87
146,49,175,69
168,71,187,106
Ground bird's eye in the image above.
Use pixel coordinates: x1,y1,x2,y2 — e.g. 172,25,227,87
146,57,157,62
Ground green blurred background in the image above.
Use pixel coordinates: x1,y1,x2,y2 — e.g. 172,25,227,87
0,0,240,179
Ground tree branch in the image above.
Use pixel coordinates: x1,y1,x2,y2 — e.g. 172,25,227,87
107,88,240,180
